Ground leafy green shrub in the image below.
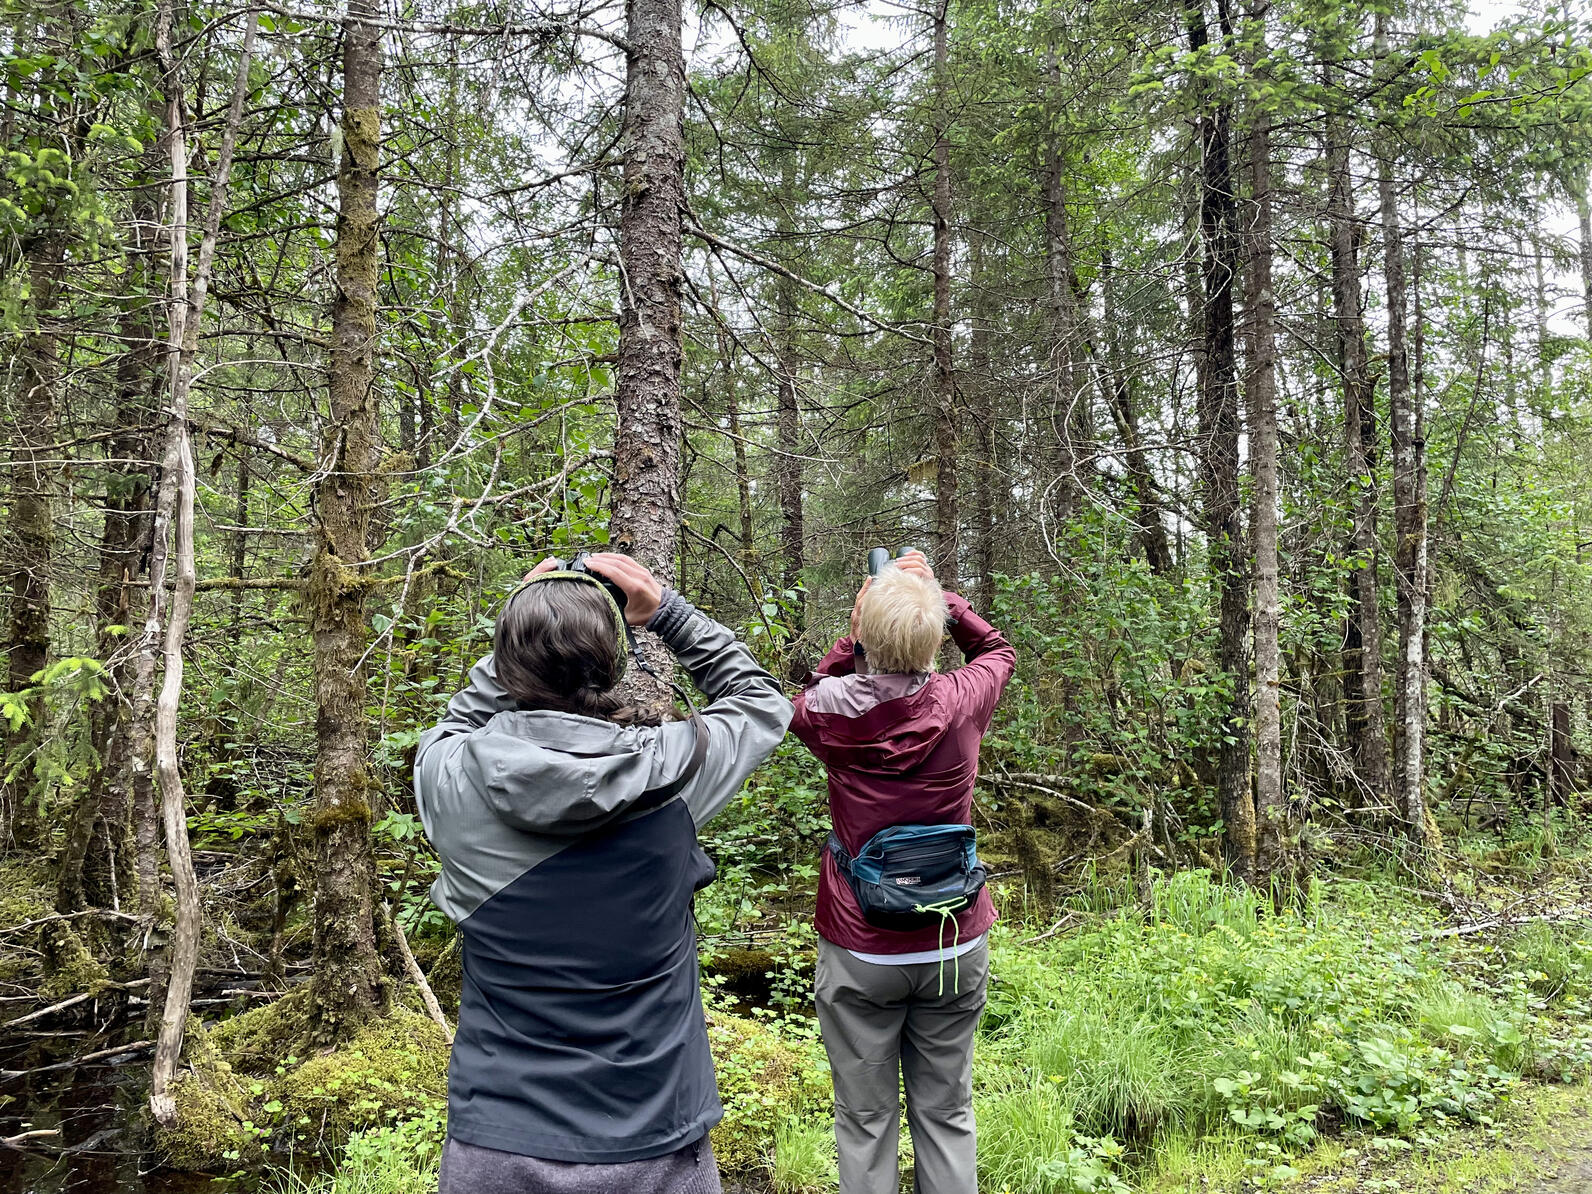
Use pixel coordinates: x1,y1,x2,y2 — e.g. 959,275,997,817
1506,921,1590,1004
707,1010,830,1176
273,1109,445,1194
979,869,1547,1163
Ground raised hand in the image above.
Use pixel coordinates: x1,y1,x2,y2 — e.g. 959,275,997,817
892,550,936,583
522,557,562,582
583,553,664,626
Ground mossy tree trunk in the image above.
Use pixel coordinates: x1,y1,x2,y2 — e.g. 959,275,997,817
307,0,388,1042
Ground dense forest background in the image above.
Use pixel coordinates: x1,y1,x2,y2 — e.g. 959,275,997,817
1,0,1591,1187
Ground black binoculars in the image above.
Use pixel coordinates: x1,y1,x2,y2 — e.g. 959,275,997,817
566,550,628,614
867,546,920,576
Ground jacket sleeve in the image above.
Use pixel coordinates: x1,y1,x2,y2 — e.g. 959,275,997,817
940,591,1015,731
648,592,794,827
413,654,516,819
788,689,826,764
814,636,857,677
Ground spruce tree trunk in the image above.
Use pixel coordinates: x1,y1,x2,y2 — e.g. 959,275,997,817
969,232,996,613
612,0,686,699
1578,188,1592,339
3,244,61,850
1100,246,1174,578
706,265,755,575
58,179,163,917
1244,19,1286,881
774,267,804,629
1188,0,1254,881
1376,30,1438,850
1043,47,1083,525
931,0,958,582
1324,82,1390,807
307,0,388,1041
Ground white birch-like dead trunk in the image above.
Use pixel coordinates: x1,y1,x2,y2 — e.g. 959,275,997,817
148,7,258,1125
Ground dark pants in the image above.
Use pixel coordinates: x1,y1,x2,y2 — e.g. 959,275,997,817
814,937,989,1194
439,1135,722,1194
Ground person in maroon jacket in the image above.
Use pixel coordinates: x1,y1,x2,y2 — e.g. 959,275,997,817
791,550,1016,1194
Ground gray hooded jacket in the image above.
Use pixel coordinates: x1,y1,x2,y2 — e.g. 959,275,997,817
415,592,793,1163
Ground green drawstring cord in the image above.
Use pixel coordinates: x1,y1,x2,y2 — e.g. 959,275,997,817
913,900,964,996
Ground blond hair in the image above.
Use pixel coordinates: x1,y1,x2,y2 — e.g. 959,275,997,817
856,566,948,673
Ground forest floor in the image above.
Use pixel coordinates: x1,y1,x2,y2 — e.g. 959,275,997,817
1296,1082,1592,1193
6,817,1592,1194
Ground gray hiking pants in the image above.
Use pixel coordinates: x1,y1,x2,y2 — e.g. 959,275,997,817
814,937,989,1194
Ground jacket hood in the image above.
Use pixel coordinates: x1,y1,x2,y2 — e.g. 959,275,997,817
458,709,667,835
799,677,951,773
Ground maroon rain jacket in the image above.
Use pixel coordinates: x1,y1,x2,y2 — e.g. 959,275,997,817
791,590,1016,954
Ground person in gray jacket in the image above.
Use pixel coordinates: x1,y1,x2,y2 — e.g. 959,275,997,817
415,553,793,1194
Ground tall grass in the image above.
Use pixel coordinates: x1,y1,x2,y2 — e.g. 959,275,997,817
772,1118,837,1194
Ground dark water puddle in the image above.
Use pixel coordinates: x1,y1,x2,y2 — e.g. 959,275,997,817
0,1035,255,1194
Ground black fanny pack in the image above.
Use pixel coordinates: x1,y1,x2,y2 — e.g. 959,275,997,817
827,824,986,932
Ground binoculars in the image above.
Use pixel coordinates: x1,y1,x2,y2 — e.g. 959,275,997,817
566,550,629,615
867,546,920,577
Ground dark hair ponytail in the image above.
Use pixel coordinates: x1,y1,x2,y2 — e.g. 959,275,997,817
492,580,658,726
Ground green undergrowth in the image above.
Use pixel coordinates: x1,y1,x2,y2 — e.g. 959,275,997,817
264,868,1592,1193
969,869,1591,1191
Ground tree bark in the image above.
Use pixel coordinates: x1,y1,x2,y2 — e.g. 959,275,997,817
774,268,804,629
1043,46,1085,525
931,0,958,583
1245,3,1286,882
968,231,997,612
307,0,388,1042
612,0,687,700
1324,72,1390,806
1100,246,1174,577
57,174,164,919
434,34,464,462
1188,0,1254,881
708,266,755,576
1578,186,1592,339
1549,702,1574,806
1376,21,1438,850
148,4,256,1124
3,244,62,851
